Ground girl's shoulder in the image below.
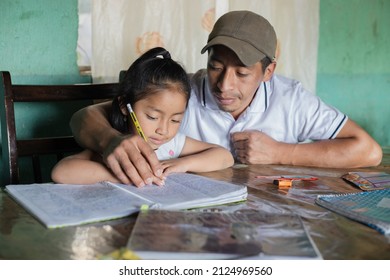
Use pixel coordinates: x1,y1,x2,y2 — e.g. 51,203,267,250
67,149,102,162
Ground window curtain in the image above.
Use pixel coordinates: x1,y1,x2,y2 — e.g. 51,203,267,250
90,0,319,94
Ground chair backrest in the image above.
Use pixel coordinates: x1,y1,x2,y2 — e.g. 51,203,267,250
0,71,120,185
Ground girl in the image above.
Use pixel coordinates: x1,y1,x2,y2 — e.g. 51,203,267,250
51,47,234,186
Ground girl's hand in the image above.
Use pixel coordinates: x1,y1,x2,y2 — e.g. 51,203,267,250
160,158,189,177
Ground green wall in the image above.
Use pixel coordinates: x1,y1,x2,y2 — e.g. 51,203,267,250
317,0,390,146
0,0,88,83
0,0,90,184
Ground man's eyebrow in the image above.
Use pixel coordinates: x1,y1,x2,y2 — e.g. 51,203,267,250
209,54,248,68
209,54,223,63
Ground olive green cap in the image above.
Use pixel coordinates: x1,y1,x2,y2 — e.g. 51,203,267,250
201,11,277,66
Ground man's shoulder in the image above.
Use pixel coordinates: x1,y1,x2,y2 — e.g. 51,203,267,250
187,69,207,100
270,74,313,98
188,69,207,85
271,74,303,90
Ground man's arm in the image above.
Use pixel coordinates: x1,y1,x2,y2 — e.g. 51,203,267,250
70,101,163,186
231,119,383,168
70,101,115,152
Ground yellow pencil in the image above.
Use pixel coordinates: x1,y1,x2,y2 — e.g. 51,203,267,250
126,103,147,141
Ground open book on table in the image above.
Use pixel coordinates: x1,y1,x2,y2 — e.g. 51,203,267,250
316,189,390,235
5,173,247,229
126,209,322,260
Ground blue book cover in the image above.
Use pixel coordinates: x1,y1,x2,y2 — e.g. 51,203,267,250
316,189,390,235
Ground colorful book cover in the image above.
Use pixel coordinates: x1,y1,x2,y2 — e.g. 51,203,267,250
316,189,390,235
342,172,390,191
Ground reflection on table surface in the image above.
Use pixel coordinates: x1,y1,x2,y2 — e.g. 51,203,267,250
1,149,390,260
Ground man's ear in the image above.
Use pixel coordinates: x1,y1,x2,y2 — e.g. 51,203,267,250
263,62,276,82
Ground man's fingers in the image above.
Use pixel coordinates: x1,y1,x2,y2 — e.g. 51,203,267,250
108,152,164,187
106,152,143,187
102,134,164,186
232,134,249,151
125,149,155,185
137,140,163,177
231,131,249,142
232,139,246,150
152,175,166,187
235,150,249,164
103,136,153,186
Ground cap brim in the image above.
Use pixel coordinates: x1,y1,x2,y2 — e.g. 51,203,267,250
201,36,267,66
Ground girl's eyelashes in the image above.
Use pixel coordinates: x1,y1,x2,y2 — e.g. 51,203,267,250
144,111,183,123
146,114,157,120
145,114,182,123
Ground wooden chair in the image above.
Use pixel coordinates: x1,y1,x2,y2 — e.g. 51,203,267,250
0,71,120,185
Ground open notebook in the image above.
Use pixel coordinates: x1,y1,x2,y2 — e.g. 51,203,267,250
127,209,322,260
5,173,247,228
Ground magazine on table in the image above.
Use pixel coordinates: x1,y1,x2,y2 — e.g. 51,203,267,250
127,208,322,260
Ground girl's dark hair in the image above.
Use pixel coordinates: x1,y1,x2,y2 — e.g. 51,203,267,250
110,47,191,133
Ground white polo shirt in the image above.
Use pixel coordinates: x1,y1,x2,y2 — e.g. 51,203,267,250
180,69,347,152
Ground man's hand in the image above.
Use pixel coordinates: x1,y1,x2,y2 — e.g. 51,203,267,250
232,119,383,168
103,134,164,187
231,130,286,164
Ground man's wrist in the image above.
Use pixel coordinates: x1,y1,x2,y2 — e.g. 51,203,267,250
278,143,296,165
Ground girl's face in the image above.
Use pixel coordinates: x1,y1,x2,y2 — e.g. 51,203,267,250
132,89,187,150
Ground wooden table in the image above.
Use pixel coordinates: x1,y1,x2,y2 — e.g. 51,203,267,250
1,149,389,260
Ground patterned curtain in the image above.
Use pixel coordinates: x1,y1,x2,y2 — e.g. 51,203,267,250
88,0,319,94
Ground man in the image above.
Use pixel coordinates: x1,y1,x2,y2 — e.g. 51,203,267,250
70,11,382,187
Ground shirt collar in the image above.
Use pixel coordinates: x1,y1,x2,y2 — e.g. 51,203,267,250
248,81,270,113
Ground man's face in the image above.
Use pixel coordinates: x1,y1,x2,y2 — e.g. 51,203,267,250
207,45,264,120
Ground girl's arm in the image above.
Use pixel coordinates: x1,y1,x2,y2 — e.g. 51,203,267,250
51,150,120,184
161,137,234,176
